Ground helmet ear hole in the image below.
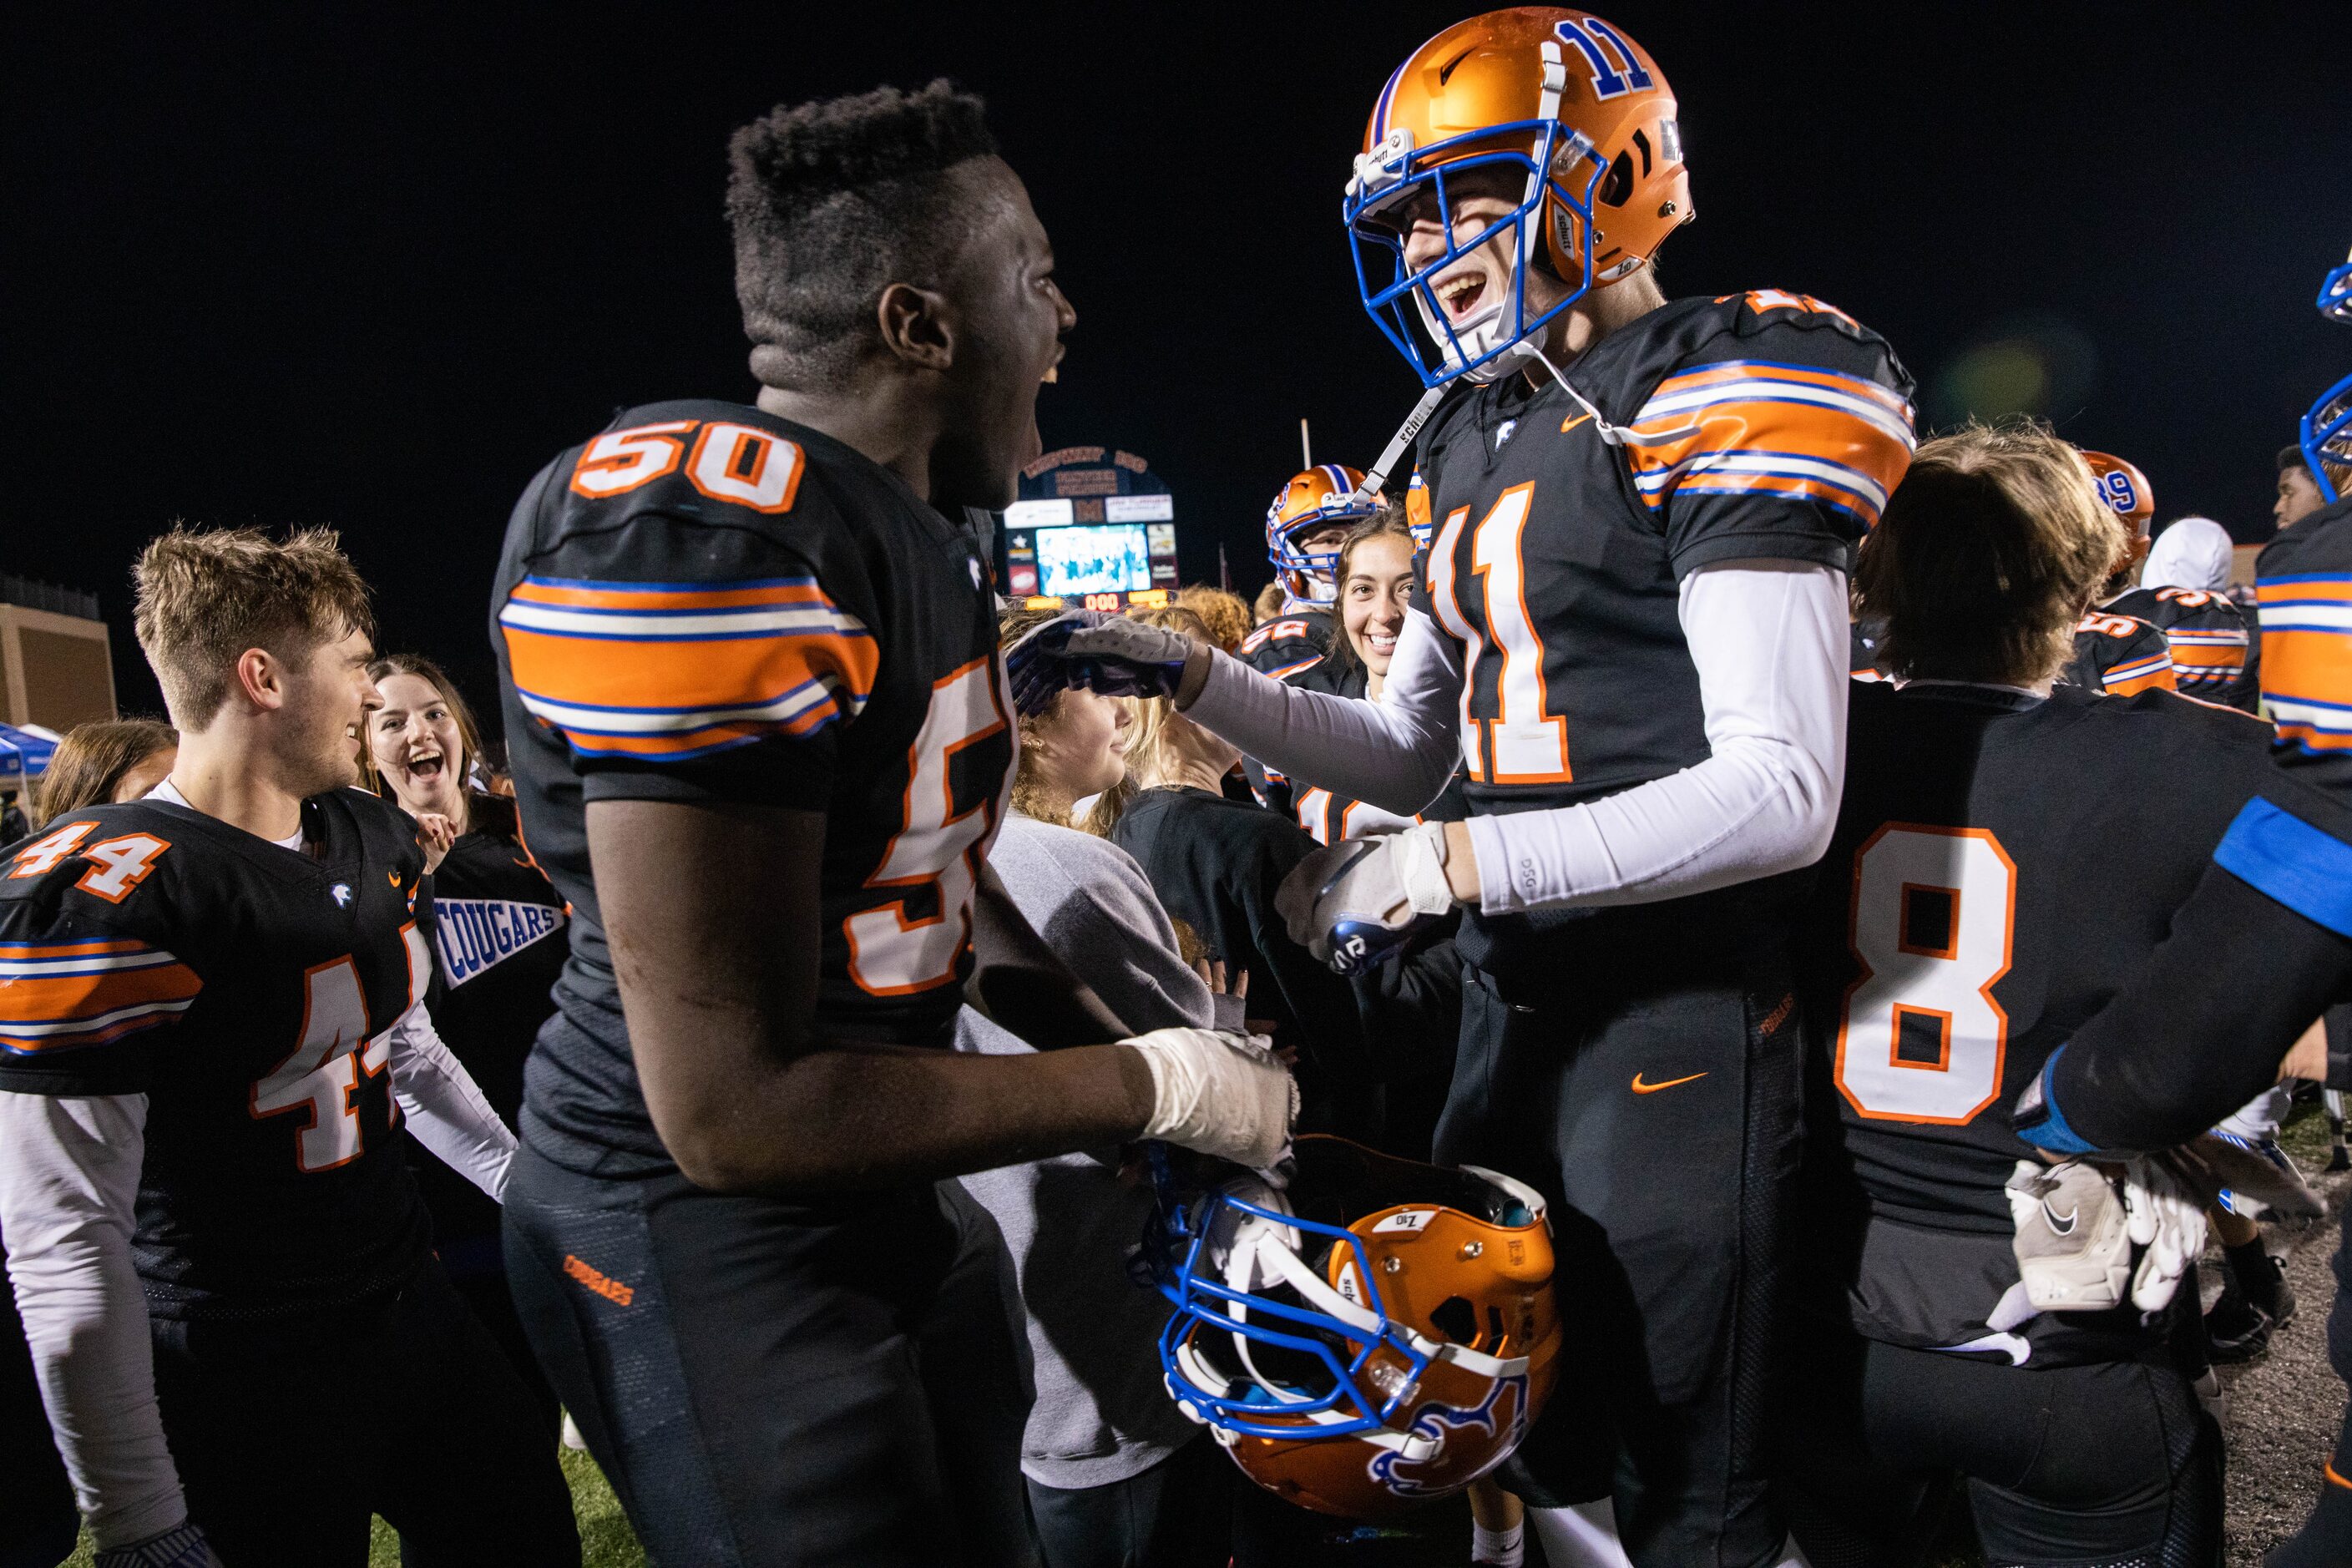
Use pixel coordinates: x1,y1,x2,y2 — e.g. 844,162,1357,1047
1597,151,1634,208
1429,1294,1479,1345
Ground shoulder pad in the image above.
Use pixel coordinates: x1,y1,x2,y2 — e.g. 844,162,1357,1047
0,803,186,914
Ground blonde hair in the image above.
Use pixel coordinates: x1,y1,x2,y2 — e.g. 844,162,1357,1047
133,526,374,731
33,719,178,829
1856,422,2118,685
1176,586,1254,654
998,603,1088,825
1080,604,1213,835
1252,582,1285,624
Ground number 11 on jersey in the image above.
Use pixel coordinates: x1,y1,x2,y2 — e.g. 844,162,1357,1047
1429,483,1573,785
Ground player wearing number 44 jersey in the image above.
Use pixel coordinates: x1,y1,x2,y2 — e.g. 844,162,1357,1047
1010,12,1912,1566
0,529,575,1567
1780,427,2272,1565
493,83,1292,1568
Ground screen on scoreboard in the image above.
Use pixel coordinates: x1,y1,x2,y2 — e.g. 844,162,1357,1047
1034,523,1152,596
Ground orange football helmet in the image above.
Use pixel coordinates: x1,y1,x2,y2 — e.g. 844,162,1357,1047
2080,449,2154,575
1345,8,1692,387
1267,464,1378,604
1152,1137,1560,1519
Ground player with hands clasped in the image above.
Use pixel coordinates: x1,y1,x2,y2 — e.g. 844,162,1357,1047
0,529,574,1567
1018,13,1914,1565
491,84,1290,1568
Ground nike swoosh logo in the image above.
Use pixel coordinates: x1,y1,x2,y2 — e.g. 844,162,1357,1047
1631,1071,1707,1095
2041,1200,2077,1236
1560,412,1595,435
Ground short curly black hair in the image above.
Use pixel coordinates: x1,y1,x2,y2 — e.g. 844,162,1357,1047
727,80,1001,392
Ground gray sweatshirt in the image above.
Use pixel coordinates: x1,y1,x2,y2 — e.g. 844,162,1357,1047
956,809,1215,1490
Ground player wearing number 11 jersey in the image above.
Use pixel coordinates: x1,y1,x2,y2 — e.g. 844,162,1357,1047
0,529,574,1567
1780,426,2274,1565
1042,13,1915,1565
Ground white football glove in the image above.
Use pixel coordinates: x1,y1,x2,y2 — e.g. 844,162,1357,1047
1275,821,1456,975
1122,1027,1297,1169
2006,1159,2132,1312
2121,1154,2208,1313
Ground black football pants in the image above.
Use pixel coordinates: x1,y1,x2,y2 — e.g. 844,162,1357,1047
503,1146,1036,1568
149,1255,579,1567
1780,1334,2220,1567
1441,893,1803,1568
0,1267,77,1568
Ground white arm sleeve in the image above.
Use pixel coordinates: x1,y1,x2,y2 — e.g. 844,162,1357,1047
1183,606,1465,817
1466,560,1848,913
0,1092,187,1549
388,1004,515,1202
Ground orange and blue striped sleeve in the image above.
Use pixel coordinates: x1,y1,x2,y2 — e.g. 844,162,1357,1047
497,574,878,766
2259,571,2352,752
1626,356,1915,571
0,937,201,1068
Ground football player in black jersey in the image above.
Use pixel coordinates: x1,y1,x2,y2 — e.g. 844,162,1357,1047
491,83,1292,1568
1239,464,1370,681
0,529,574,1566
1779,424,2288,1565
2010,256,2352,1568
1010,13,1914,1565
2055,448,2177,699
2077,453,2263,711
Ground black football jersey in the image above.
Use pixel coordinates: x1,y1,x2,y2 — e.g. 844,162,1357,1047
1849,618,1890,683
2105,585,2258,711
2258,496,2352,793
420,825,565,1128
1794,680,2279,1363
493,399,1012,1172
1410,291,1914,977
0,792,433,1318
2057,610,2176,697
1272,660,1469,844
1239,606,1338,681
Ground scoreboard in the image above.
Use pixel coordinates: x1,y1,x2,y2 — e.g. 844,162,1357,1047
1002,446,1178,609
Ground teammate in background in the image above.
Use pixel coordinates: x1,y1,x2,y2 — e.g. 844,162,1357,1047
2010,257,2352,1568
491,84,1291,1567
365,654,567,1427
2056,450,2178,698
1783,425,2279,1565
1250,581,1285,624
1014,13,1914,1565
1237,465,1373,680
29,719,179,830
2127,514,2261,711
2279,443,2342,532
0,528,571,1566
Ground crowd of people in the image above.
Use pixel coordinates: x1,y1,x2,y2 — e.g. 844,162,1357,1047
6,8,2352,1568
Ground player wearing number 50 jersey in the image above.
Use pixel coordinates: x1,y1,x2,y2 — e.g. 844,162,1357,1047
1011,13,1912,1565
493,84,1292,1568
0,529,574,1567
1780,427,2276,1565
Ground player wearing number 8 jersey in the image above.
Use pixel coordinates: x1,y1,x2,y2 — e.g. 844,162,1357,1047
1010,13,1910,1565
0,529,574,1566
493,84,1293,1568
1779,426,2274,1565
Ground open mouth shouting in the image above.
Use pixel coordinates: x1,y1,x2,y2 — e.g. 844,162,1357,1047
403,747,447,782
1434,266,1491,325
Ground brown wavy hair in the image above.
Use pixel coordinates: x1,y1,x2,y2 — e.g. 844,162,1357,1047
32,719,178,828
363,654,518,841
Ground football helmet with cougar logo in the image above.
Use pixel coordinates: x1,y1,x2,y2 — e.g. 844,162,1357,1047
1146,1136,1560,1518
1267,465,1378,603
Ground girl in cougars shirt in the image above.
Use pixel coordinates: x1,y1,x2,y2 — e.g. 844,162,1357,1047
367,653,567,1429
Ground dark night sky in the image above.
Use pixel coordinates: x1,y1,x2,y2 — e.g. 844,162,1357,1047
5,3,2349,725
